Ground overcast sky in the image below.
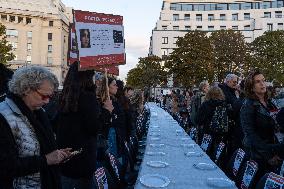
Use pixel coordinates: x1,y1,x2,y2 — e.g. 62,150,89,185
62,0,162,80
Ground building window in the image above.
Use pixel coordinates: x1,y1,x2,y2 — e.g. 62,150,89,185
173,37,179,44
196,26,202,30
27,55,32,64
162,25,167,30
244,25,251,30
173,26,179,30
267,23,273,31
194,4,205,11
170,3,182,11
1,14,7,20
49,21,53,26
18,17,23,23
264,12,271,18
48,33,52,41
208,14,214,21
27,31,32,39
26,17,32,24
9,16,15,22
6,29,18,38
229,3,239,10
185,26,191,30
208,26,214,31
184,14,190,21
253,2,260,9
47,45,52,53
182,4,193,11
220,14,226,21
216,4,227,10
8,42,17,50
277,0,284,8
27,43,32,51
162,37,168,44
278,23,284,30
232,26,238,30
196,14,202,21
275,11,282,18
241,3,252,10
47,57,53,64
232,13,238,21
261,2,271,9
205,4,216,11
173,14,179,21
244,13,250,20
220,26,226,30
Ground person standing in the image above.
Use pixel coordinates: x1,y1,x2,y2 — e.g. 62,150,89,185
56,62,111,189
0,66,71,189
240,70,284,184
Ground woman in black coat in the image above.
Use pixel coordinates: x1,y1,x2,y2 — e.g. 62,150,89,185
240,70,284,182
56,62,113,189
196,86,227,157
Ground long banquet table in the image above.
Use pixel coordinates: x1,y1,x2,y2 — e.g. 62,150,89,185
135,103,237,189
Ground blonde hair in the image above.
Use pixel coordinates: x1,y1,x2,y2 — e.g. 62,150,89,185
205,86,225,101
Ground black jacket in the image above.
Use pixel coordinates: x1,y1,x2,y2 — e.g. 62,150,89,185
0,94,61,189
196,99,226,135
240,98,283,164
57,91,106,179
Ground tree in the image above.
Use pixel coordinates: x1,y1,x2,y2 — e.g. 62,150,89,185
165,30,214,87
0,23,15,65
210,30,249,81
250,30,284,83
126,55,166,88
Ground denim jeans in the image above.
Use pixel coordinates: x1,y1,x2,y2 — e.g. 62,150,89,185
61,176,97,189
107,127,118,157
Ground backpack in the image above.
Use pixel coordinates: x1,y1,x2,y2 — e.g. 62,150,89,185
209,104,229,134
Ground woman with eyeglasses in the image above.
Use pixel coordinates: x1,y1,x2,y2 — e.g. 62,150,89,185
0,66,72,189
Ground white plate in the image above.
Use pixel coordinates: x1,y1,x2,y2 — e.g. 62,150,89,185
181,144,196,148
207,178,235,188
147,161,169,168
140,174,170,188
146,151,166,156
150,133,161,137
193,163,217,170
150,143,165,147
151,137,161,141
185,152,203,157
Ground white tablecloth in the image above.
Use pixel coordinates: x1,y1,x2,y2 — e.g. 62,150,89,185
135,103,237,189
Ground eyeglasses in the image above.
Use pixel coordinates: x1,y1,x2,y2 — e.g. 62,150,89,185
35,90,53,100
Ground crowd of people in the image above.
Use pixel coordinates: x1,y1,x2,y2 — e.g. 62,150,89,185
159,71,284,188
0,62,149,189
2,62,284,189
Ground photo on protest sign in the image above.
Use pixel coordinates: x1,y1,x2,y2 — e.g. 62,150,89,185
68,23,79,65
74,10,125,70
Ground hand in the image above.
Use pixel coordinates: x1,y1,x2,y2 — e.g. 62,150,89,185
45,148,72,165
103,99,114,113
268,155,282,166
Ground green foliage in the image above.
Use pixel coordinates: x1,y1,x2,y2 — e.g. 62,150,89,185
210,30,248,81
250,30,284,84
0,23,15,65
126,55,166,88
165,31,214,87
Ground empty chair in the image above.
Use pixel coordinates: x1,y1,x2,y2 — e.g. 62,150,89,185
94,167,116,189
227,148,248,181
256,172,284,189
189,127,198,142
200,134,212,153
238,160,259,189
214,141,226,165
